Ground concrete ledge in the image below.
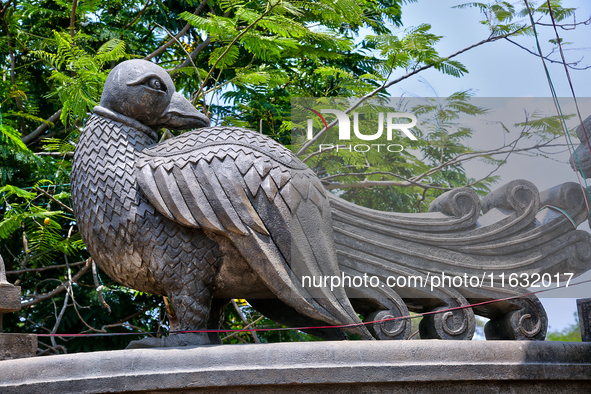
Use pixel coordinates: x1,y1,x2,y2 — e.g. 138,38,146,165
0,340,590,393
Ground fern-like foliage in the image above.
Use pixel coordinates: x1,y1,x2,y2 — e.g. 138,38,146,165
0,184,83,264
34,32,127,126
0,121,44,185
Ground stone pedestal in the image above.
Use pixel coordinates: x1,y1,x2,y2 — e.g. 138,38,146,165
0,340,589,393
0,334,38,361
578,298,591,342
0,254,34,361
0,283,21,314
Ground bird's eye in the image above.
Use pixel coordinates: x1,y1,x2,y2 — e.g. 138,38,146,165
147,77,165,91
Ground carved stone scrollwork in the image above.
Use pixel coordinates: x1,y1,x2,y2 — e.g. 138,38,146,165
477,179,540,241
419,301,476,341
364,310,410,340
540,182,588,225
345,269,411,340
329,186,481,234
484,295,547,341
427,187,481,230
481,179,539,215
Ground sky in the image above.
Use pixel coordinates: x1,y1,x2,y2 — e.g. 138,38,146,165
393,0,591,98
385,1,591,334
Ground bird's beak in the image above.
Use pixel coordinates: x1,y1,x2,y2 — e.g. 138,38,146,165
155,92,210,130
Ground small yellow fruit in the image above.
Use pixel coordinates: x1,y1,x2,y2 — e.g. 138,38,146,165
44,218,51,226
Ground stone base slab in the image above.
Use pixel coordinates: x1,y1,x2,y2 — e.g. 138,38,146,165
0,340,590,393
0,334,37,361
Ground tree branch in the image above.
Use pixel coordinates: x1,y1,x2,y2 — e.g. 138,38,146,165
295,28,527,156
145,23,192,61
6,260,86,275
324,180,420,190
193,1,281,102
231,300,260,343
100,304,158,332
21,259,92,308
35,151,74,157
34,187,75,213
321,171,448,190
50,282,70,350
70,0,77,37
505,37,591,70
123,0,152,30
536,15,591,30
21,109,62,145
319,127,565,192
221,315,264,342
144,0,209,61
169,37,211,77
0,1,12,17
1,7,26,134
153,21,203,85
92,260,111,313
411,140,565,183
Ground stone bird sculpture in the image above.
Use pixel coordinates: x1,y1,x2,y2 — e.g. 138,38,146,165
71,59,373,347
72,60,591,346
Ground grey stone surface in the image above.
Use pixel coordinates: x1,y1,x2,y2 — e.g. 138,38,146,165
0,254,20,314
570,114,591,178
578,298,591,342
0,284,21,314
0,254,33,362
71,60,372,348
331,179,590,340
70,59,591,347
0,340,589,393
0,334,37,361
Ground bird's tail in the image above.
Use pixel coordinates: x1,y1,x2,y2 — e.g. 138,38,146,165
329,180,591,340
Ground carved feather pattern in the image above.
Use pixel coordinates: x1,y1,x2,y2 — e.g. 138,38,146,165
71,115,224,330
136,126,373,338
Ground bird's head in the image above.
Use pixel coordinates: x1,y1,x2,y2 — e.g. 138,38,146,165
99,59,210,130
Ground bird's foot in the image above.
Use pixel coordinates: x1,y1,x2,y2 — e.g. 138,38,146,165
126,332,221,349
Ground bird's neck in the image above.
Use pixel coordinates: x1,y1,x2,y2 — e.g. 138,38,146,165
93,106,159,141
70,112,159,294
72,112,157,197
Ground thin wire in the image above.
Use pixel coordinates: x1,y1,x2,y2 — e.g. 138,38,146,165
538,205,577,228
545,0,591,156
538,205,577,230
36,277,591,338
524,0,591,217
21,184,70,190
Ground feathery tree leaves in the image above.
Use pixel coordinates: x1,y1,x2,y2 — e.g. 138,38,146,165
35,31,127,125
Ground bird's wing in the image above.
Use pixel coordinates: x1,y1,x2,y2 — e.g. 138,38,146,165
135,127,294,238
135,127,372,338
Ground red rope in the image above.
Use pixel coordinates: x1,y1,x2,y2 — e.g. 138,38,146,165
36,278,591,338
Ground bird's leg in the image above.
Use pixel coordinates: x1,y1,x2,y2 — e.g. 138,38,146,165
127,282,220,349
208,298,231,333
163,283,220,346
